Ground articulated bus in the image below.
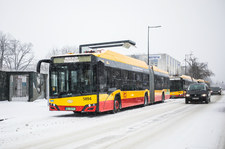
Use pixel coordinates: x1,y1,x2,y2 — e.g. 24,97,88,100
170,75,196,98
197,79,210,87
37,41,170,113
197,79,205,83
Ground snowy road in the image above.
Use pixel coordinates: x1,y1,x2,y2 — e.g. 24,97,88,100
1,95,225,149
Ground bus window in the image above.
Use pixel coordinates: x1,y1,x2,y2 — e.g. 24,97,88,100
99,69,108,92
77,64,93,93
58,70,69,93
121,70,128,81
51,71,58,95
71,71,78,90
155,75,162,90
128,71,134,80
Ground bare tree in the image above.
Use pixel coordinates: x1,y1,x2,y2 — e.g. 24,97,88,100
186,54,214,79
4,40,34,70
0,32,9,70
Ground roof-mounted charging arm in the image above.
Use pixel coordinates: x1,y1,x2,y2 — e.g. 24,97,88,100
79,40,136,53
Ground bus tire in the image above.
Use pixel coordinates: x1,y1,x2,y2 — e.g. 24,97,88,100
112,96,120,114
161,93,165,103
143,94,148,106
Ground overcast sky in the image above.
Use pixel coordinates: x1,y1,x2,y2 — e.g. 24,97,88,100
0,0,225,83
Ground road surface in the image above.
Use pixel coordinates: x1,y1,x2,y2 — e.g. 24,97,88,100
1,95,225,149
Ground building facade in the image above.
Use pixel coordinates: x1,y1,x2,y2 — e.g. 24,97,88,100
149,54,181,76
130,53,181,76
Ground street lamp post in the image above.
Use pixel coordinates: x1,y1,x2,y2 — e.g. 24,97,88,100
147,26,161,65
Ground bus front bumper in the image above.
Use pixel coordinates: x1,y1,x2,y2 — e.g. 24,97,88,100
49,103,97,112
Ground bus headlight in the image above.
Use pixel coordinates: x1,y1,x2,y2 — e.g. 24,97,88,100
186,94,190,97
201,94,207,97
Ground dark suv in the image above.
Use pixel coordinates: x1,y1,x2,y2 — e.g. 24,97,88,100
211,86,222,95
185,83,211,104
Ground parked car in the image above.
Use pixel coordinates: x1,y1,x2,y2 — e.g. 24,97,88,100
185,83,211,104
211,86,222,95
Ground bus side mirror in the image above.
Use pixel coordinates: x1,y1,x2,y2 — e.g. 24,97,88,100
36,59,52,73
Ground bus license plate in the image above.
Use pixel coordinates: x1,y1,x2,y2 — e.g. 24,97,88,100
65,107,76,111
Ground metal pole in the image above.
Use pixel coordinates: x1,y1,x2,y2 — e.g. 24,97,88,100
185,54,187,74
148,26,150,65
147,26,161,66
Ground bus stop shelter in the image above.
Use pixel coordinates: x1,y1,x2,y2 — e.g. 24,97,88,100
0,70,47,102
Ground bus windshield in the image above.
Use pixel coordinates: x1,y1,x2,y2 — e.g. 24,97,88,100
188,84,206,91
50,63,97,97
170,80,183,92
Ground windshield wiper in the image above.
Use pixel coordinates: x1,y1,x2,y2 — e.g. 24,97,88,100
80,90,88,95
59,92,72,97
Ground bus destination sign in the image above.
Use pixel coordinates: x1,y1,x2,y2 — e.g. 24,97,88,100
64,57,79,63
53,56,91,63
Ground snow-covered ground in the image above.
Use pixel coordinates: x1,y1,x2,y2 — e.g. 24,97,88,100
1,95,225,149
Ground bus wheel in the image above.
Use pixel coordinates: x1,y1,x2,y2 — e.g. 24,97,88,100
143,94,148,106
161,93,165,103
112,97,120,114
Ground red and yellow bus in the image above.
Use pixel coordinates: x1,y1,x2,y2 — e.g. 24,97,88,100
197,79,210,87
170,75,196,98
37,41,170,113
